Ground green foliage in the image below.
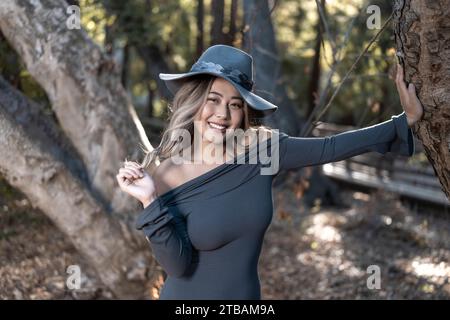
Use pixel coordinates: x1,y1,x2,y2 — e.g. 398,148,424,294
274,0,402,126
80,0,196,111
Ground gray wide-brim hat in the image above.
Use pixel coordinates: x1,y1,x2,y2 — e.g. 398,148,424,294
159,45,278,118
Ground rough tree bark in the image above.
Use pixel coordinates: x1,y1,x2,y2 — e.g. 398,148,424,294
0,0,151,217
0,77,156,298
393,0,450,200
0,0,161,298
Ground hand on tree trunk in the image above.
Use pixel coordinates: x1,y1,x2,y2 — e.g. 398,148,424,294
395,64,424,127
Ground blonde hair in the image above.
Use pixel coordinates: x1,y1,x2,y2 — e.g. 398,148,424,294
139,74,272,170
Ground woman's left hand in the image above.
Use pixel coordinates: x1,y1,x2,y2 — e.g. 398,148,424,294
395,64,424,127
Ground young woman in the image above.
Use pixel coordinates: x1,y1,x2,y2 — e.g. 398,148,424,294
116,45,423,300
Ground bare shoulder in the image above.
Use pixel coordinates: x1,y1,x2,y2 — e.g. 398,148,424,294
151,158,185,196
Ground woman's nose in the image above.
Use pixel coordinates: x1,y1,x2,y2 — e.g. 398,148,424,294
215,102,229,118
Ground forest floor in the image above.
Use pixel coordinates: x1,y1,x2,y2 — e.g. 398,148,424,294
0,173,449,300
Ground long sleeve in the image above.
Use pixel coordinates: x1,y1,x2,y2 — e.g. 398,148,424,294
135,197,192,278
278,111,415,171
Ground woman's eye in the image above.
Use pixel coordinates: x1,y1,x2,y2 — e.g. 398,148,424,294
207,98,241,109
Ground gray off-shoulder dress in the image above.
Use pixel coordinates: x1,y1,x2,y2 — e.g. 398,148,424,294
135,112,415,300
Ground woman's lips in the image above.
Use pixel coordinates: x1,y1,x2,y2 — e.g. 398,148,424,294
208,121,228,132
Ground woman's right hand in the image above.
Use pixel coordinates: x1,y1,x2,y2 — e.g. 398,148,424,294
116,160,157,208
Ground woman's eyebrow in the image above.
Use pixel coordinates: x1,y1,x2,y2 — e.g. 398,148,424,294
209,91,244,101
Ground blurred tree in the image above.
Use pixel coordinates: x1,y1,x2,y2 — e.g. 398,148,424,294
228,0,238,44
393,0,450,200
306,0,325,118
242,0,342,206
99,0,174,102
211,0,226,45
242,0,301,135
210,0,238,46
196,0,205,57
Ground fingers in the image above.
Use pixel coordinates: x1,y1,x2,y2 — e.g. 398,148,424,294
119,167,143,179
116,172,132,186
396,63,403,83
116,160,145,188
123,160,144,173
124,160,144,172
410,83,422,106
408,83,416,101
395,64,409,104
395,64,405,87
128,164,145,178
117,170,135,181
124,160,143,169
408,82,416,94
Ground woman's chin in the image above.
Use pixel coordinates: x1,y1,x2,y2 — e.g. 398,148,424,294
204,130,225,144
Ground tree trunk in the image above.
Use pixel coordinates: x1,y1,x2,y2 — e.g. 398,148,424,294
0,0,152,217
0,77,156,299
121,43,130,89
242,0,343,206
0,0,162,298
135,45,173,101
99,0,173,101
196,0,205,58
211,0,226,45
226,0,238,45
393,0,450,200
307,1,324,119
242,0,302,135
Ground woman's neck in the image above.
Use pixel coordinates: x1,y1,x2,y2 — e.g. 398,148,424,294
189,140,236,165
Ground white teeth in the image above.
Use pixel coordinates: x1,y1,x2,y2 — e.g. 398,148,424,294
209,122,226,130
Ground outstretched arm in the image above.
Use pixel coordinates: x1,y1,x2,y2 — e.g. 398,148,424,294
277,63,423,172
277,111,415,171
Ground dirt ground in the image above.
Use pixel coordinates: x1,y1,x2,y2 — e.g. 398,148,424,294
1,173,449,300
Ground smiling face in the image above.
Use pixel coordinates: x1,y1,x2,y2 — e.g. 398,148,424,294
194,77,246,146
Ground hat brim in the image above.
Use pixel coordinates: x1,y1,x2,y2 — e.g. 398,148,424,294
159,71,277,118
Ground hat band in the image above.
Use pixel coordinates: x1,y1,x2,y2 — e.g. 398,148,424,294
190,61,254,91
